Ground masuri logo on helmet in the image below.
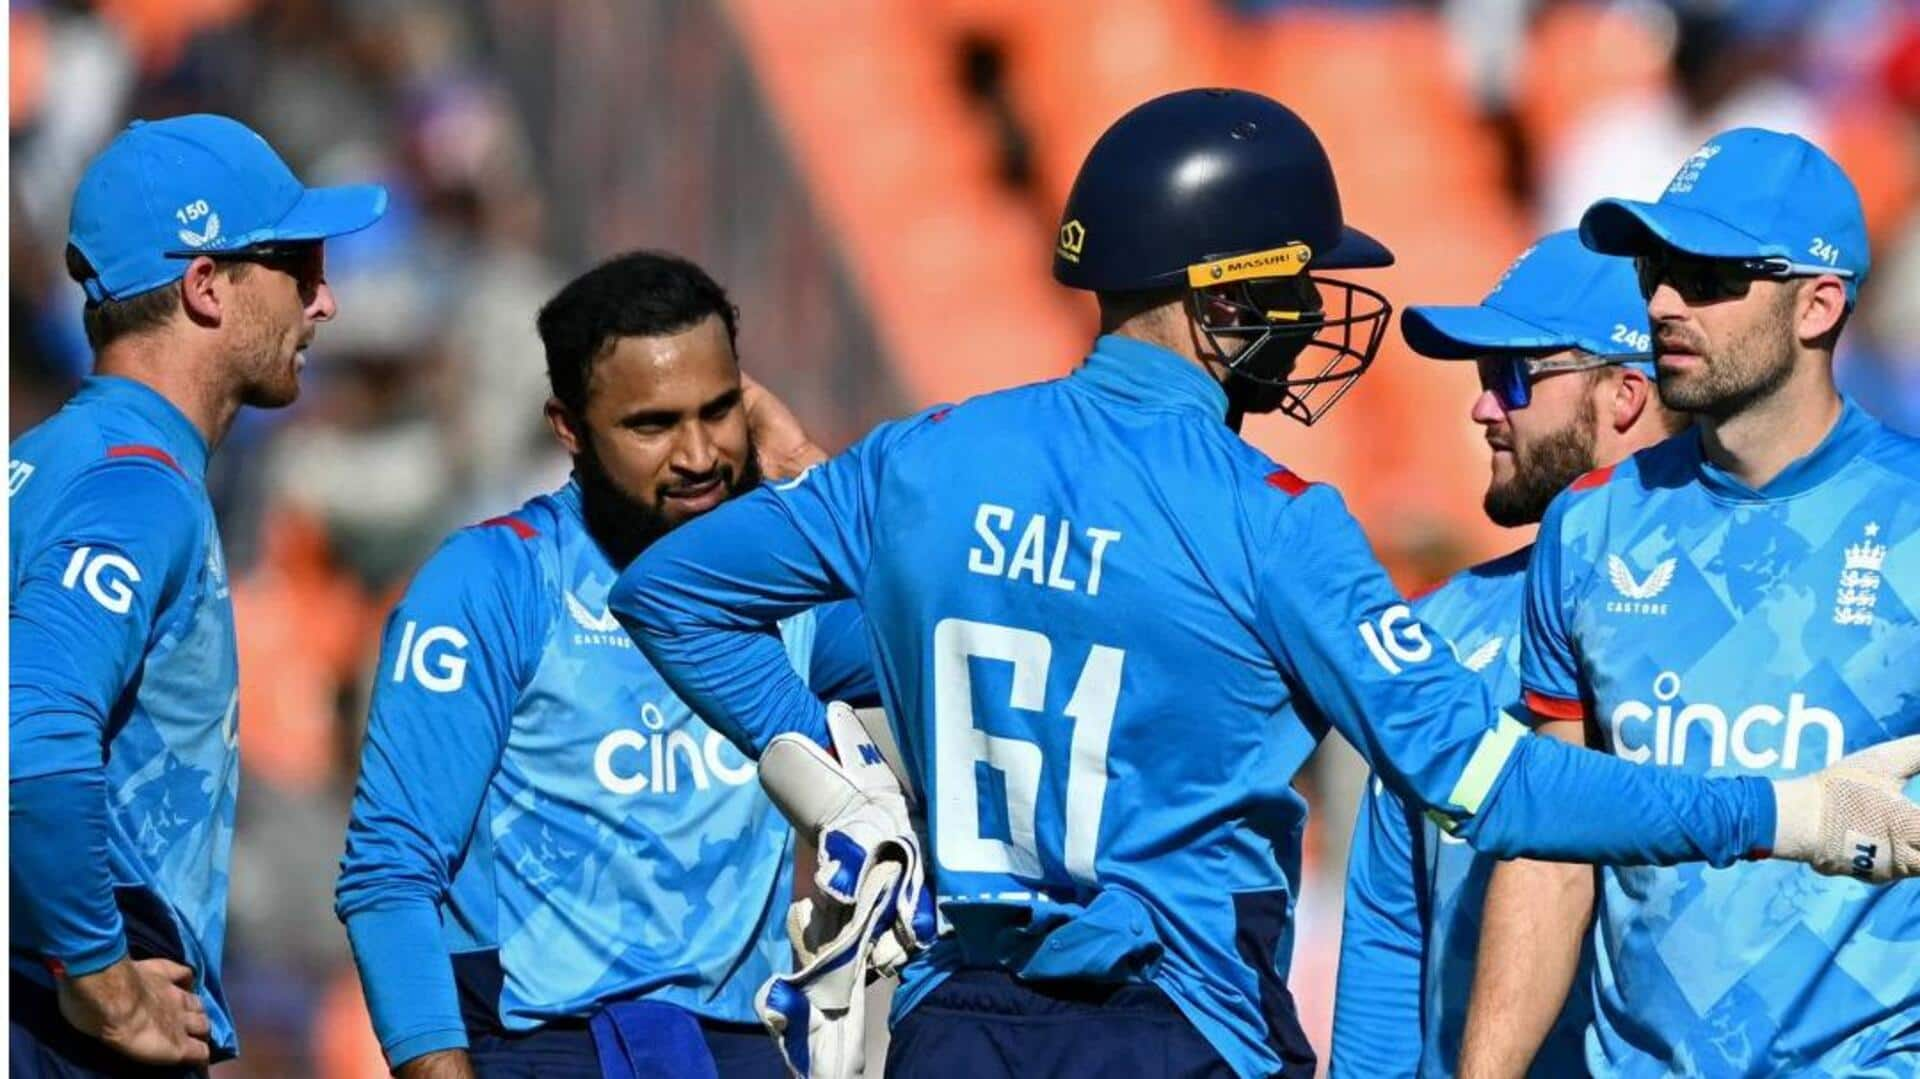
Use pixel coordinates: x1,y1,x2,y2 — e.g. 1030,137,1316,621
1185,243,1312,287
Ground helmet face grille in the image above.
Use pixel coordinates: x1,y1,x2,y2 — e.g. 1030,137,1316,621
1187,274,1394,425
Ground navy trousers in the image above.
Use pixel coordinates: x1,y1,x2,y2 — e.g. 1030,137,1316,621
885,970,1272,1079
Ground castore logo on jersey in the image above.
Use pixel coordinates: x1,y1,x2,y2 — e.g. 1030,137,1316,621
1606,554,1674,616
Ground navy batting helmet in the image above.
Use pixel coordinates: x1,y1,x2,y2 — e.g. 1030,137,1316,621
1053,88,1394,425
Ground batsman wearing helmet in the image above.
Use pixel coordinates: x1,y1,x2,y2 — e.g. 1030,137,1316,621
611,90,1920,1079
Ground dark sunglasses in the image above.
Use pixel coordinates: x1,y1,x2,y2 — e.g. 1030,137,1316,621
1476,351,1637,411
1633,250,1852,304
165,241,328,299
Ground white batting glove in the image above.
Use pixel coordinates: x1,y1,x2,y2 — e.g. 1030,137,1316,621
754,703,935,1077
1771,735,1920,882
755,858,902,1079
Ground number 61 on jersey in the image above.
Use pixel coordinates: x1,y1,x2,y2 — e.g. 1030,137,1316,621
932,617,1125,888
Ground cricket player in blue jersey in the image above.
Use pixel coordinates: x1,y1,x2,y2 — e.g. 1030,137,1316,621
612,92,1920,1079
1461,130,1920,1079
1331,231,1690,1077
334,251,880,1079
9,115,385,1076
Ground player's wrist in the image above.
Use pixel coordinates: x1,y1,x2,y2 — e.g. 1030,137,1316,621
1767,774,1818,864
394,1047,476,1079
58,956,148,1029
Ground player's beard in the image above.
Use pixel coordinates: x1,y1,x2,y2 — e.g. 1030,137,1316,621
1484,393,1599,527
1654,290,1797,421
574,438,765,569
232,288,305,409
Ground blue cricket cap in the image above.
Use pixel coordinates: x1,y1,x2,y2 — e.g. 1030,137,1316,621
68,114,389,303
1401,229,1654,376
1579,127,1869,299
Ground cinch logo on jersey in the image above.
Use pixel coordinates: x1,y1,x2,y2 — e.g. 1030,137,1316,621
592,702,755,795
1609,671,1845,773
61,546,141,614
9,459,34,496
565,590,633,648
1606,554,1674,616
392,620,469,693
1359,603,1433,674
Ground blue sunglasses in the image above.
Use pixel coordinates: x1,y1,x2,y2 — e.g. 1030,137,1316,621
1475,351,1649,410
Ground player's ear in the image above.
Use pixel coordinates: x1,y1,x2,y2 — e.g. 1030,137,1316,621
1607,365,1652,435
1795,275,1848,350
545,397,584,457
179,256,224,327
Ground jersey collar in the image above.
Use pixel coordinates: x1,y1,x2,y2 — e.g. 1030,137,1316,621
556,476,587,522
1072,334,1230,422
1691,396,1875,502
77,375,210,478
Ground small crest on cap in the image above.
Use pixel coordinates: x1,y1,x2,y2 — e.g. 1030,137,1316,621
1667,143,1721,195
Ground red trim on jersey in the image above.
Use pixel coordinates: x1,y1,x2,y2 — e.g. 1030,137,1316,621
105,444,184,476
1570,464,1616,491
1523,689,1587,723
929,407,954,423
479,515,538,539
1265,468,1312,496
1744,846,1773,861
41,956,68,979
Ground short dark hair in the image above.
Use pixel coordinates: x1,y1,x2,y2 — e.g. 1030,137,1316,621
65,244,249,351
66,244,178,350
536,250,740,414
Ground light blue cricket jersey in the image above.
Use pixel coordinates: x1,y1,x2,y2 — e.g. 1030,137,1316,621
618,335,1779,1079
10,376,241,1057
335,480,876,1067
1523,399,1920,1076
1334,546,1591,1078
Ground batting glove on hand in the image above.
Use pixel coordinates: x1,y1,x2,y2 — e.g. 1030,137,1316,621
1771,734,1920,882
754,703,936,1077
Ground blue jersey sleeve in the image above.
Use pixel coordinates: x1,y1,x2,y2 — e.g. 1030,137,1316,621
335,524,548,1066
9,459,202,975
614,411,941,757
1253,483,1774,866
1518,493,1586,725
808,600,881,706
1253,483,1505,812
1332,777,1424,1077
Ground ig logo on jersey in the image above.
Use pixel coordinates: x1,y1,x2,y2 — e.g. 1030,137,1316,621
392,620,470,693
61,547,141,615
1358,603,1432,674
